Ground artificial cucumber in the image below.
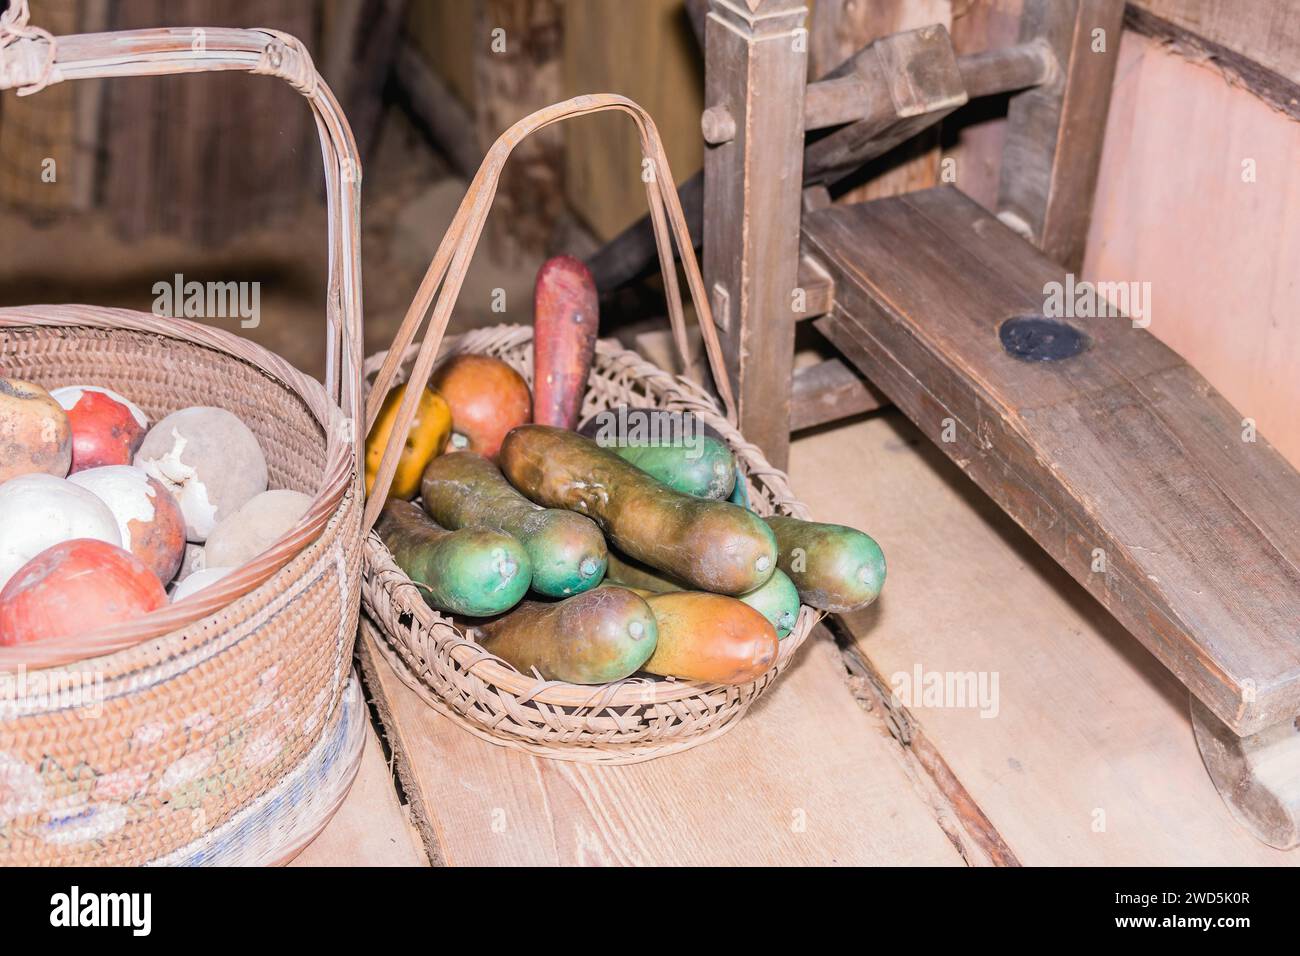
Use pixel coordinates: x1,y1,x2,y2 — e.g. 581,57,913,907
375,499,530,616
477,586,658,684
729,472,751,510
607,549,800,639
736,567,800,639
605,549,678,592
421,452,606,597
611,439,736,499
500,425,776,595
765,514,885,612
578,406,736,499
638,590,778,685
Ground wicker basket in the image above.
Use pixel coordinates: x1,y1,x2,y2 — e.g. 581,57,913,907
360,95,815,764
0,7,364,864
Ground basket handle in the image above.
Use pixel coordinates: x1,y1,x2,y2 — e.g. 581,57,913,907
0,2,364,436
363,93,736,533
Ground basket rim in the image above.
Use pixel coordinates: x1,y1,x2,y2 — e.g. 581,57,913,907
362,324,818,709
0,304,356,668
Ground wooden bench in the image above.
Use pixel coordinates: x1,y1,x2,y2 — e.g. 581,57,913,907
805,186,1300,847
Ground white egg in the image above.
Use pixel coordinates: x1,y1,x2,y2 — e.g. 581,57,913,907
0,474,121,590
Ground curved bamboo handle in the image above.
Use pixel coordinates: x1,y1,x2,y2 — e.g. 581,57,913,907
0,4,364,437
363,93,736,534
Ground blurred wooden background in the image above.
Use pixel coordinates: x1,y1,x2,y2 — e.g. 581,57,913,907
0,0,1295,461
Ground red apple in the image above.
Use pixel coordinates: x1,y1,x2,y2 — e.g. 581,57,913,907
68,466,187,583
0,377,72,482
0,538,166,646
50,385,148,473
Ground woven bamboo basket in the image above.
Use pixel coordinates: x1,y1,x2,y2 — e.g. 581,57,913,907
0,5,364,864
361,95,816,765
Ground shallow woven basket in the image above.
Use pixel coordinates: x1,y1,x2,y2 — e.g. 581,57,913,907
360,96,815,764
0,10,364,864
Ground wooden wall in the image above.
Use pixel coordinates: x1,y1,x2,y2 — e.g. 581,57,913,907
0,0,105,216
401,0,1300,464
406,0,704,243
561,0,703,240
1082,29,1300,466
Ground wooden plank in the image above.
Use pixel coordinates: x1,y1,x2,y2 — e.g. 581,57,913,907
945,0,1025,211
804,188,1300,737
790,357,885,431
702,0,809,469
100,0,314,245
1083,30,1300,469
563,0,704,241
359,624,965,866
405,0,478,110
803,24,968,187
792,410,1300,864
290,722,429,867
1131,0,1300,92
807,0,951,204
1125,5,1300,122
795,252,834,319
0,0,97,216
997,0,1125,272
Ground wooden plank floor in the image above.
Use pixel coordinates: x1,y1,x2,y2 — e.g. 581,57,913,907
295,408,1297,865
796,410,1300,865
290,723,427,867
357,622,963,867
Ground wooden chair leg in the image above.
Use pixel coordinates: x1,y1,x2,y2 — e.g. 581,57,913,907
1191,696,1300,849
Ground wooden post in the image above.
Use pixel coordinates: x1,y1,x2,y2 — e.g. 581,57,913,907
1192,698,1300,850
997,0,1125,272
702,0,808,470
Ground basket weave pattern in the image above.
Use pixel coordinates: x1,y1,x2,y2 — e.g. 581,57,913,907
0,319,360,864
0,10,367,863
361,326,815,764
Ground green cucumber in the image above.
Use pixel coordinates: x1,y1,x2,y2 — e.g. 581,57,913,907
610,438,736,499
500,425,776,595
376,499,530,616
765,514,885,612
729,472,751,510
421,452,607,597
578,406,737,498
607,549,800,639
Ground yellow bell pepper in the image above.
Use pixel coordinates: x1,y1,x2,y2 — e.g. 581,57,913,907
365,384,452,500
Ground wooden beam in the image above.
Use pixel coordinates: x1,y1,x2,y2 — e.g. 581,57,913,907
804,24,967,185
702,0,809,469
795,253,834,320
997,0,1125,271
1130,0,1300,86
392,41,481,179
805,187,1300,740
336,0,409,166
1125,3,1300,122
590,30,1054,293
790,357,885,432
